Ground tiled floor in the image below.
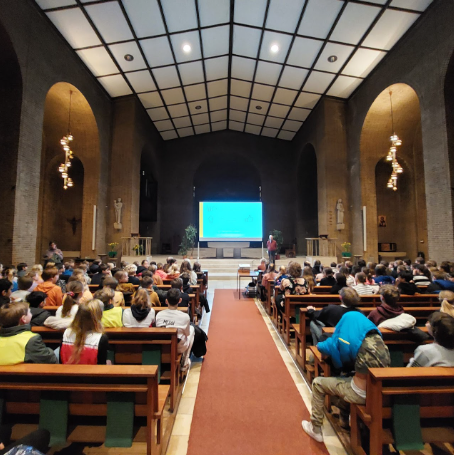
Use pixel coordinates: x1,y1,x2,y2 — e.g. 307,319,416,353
165,280,347,455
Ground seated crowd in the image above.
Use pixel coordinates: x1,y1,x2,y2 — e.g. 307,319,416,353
257,256,454,444
0,254,208,373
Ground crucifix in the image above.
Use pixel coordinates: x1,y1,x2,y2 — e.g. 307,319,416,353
67,217,82,235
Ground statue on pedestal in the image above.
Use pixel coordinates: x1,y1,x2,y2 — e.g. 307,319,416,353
114,198,123,230
336,198,345,230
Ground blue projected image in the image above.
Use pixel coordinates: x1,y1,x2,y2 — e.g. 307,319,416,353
199,202,263,241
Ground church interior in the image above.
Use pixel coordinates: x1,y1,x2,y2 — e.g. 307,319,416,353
0,0,454,454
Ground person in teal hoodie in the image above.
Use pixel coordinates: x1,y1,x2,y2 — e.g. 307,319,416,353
302,311,390,443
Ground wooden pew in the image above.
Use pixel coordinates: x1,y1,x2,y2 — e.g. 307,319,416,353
350,367,454,455
0,364,162,455
294,307,437,372
32,326,181,412
281,294,440,345
263,279,275,316
312,286,332,294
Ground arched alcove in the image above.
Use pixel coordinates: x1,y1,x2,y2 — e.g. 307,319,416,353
445,50,454,229
0,21,22,264
38,82,100,259
360,83,427,261
296,143,318,254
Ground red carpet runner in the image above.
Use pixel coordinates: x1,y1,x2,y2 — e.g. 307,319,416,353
187,290,329,455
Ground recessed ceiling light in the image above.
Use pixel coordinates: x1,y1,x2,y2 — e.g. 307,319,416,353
328,55,337,63
183,44,191,53
124,54,134,61
195,105,202,110
270,44,279,53
255,106,262,110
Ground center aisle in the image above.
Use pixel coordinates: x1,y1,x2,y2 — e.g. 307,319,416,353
187,290,329,455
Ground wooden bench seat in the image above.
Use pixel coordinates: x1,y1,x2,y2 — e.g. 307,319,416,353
294,306,438,371
32,326,181,412
281,294,440,345
0,364,162,455
351,367,454,455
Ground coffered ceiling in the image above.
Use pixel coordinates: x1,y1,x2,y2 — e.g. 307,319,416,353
35,0,433,141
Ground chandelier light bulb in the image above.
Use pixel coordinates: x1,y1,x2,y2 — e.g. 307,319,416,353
68,135,73,141
66,161,71,167
62,172,68,178
60,139,67,145
393,186,398,191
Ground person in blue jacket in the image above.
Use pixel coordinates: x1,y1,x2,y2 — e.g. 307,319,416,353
302,311,390,443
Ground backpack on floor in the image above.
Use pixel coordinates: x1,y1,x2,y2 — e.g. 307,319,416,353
191,324,208,358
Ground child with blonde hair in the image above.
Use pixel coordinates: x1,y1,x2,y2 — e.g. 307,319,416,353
123,288,155,327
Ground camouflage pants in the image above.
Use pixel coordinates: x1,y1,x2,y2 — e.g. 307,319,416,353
311,376,365,428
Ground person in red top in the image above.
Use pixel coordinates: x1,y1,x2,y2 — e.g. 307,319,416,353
266,235,277,265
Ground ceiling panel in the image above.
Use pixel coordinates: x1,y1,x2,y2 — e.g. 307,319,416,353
266,0,305,33
231,79,252,98
287,37,323,68
122,0,166,38
233,25,262,59
46,9,101,49
202,26,230,58
140,36,175,68
76,47,118,77
152,66,181,89
184,84,207,102
212,121,227,131
138,92,164,109
198,0,230,26
342,48,386,78
259,31,293,64
273,88,298,105
229,120,245,131
109,42,147,72
362,10,419,51
177,126,194,137
36,0,76,8
126,70,156,93
314,43,355,73
195,124,211,134
205,56,229,80
279,66,309,90
245,124,261,135
97,74,132,97
294,92,321,109
255,61,282,86
37,0,433,141
230,110,247,122
303,71,336,94
207,79,228,98
234,0,268,27
327,75,362,98
390,0,432,11
188,99,208,114
147,107,169,121
251,83,275,102
209,96,228,111
167,103,189,117
161,87,186,105
231,57,256,81
211,110,228,122
85,2,133,43
171,31,202,63
161,130,178,140
161,0,198,33
330,3,381,45
297,0,344,40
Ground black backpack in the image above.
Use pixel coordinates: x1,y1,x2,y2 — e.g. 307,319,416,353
191,324,208,357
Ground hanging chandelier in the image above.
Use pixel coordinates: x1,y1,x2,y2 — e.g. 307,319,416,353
59,90,75,189
386,90,402,191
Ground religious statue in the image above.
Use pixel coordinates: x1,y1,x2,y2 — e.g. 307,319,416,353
67,216,81,235
114,198,123,230
336,199,345,230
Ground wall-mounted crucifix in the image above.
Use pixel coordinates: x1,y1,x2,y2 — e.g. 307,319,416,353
67,217,82,235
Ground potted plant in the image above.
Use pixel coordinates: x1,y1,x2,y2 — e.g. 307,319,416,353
270,229,283,259
107,242,119,258
341,242,352,258
133,244,143,256
179,224,197,258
